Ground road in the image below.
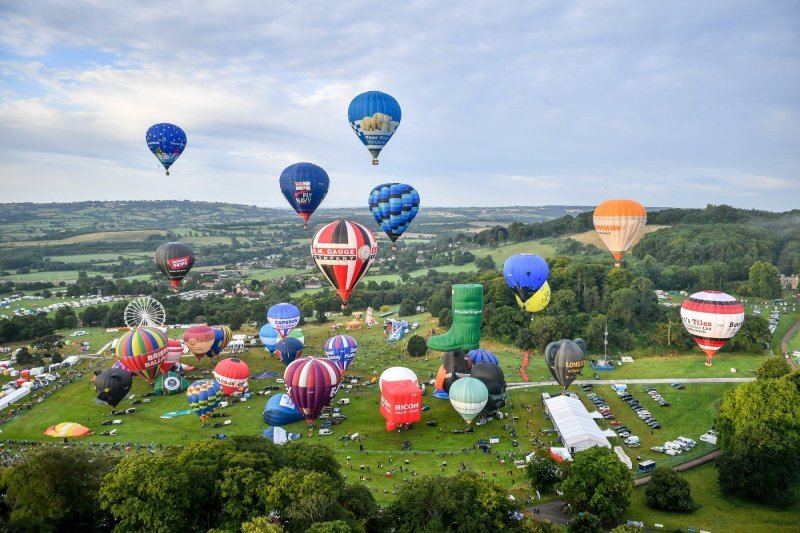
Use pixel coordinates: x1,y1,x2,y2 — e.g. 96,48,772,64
780,317,800,370
507,377,755,390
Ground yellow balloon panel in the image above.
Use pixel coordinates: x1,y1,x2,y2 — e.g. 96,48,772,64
516,281,551,313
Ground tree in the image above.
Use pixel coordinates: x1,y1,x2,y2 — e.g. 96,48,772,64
560,446,633,524
259,468,345,532
755,357,791,380
609,524,645,533
0,447,111,533
525,449,565,492
53,306,78,329
716,379,800,507
407,335,427,357
568,512,602,533
748,261,781,298
50,352,63,364
644,466,695,512
306,521,352,533
475,255,496,272
241,517,284,533
399,298,416,316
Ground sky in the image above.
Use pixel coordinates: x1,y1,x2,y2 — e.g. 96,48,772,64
0,1,798,210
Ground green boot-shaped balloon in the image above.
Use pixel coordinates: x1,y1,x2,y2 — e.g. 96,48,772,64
427,284,483,352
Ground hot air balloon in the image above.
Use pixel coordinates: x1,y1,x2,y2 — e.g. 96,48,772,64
470,362,507,415
379,366,418,392
154,371,189,396
206,326,232,358
503,254,549,310
213,357,251,395
448,377,488,425
145,123,186,175
311,219,377,308
183,325,216,360
275,337,304,366
262,393,305,426
380,379,422,431
262,426,302,445
593,199,647,267
287,328,305,345
161,338,184,373
279,162,330,229
437,350,471,393
468,349,499,366
521,282,551,313
283,357,342,425
544,338,587,394
368,183,420,250
186,379,223,424
680,290,744,366
115,327,168,383
268,303,301,339
325,335,358,374
94,368,132,407
154,242,195,288
259,324,279,353
348,91,401,165
44,422,91,438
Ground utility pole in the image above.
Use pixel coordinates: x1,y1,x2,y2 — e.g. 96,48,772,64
604,323,609,360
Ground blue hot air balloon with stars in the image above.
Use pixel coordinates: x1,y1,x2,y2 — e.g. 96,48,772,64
348,91,401,165
368,183,419,250
146,123,187,175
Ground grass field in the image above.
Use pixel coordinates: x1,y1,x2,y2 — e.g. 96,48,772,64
0,229,171,247
47,253,151,264
0,270,109,282
467,239,557,264
623,462,800,532
568,225,670,250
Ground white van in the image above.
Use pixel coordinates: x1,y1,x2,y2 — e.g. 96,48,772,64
624,436,640,447
337,398,350,405
318,428,332,436
677,437,696,447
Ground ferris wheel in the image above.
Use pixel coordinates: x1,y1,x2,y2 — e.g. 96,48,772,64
124,297,166,329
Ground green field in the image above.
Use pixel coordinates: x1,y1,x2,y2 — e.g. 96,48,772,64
0,270,108,282
48,253,151,264
623,462,800,532
467,239,558,264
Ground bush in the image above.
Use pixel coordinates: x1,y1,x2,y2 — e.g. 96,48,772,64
644,467,696,512
407,335,427,357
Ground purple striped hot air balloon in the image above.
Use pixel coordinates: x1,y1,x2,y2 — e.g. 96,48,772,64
325,334,358,374
283,357,341,425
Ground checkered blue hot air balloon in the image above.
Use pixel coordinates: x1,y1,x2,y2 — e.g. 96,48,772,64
325,334,358,374
368,183,420,250
468,348,498,366
267,303,301,340
145,123,186,175
279,163,330,229
348,91,401,165
259,323,279,353
186,379,223,423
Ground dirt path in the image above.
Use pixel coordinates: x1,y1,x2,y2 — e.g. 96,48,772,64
780,317,800,369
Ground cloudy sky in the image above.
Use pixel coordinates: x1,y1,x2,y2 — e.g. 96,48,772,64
1,1,798,210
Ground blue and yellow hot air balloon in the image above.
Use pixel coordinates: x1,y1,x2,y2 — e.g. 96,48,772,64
348,91,401,165
369,183,420,250
503,254,550,313
186,379,223,424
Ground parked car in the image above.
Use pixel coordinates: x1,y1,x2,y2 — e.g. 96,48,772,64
426,420,438,427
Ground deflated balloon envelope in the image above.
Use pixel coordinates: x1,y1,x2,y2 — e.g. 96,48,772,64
94,368,133,407
470,362,506,414
441,350,471,393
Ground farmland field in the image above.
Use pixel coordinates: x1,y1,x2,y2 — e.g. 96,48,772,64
1,229,172,247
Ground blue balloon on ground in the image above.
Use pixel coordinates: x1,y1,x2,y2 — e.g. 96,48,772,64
262,394,305,426
503,254,549,303
433,389,450,400
259,324,279,353
145,123,186,175
261,426,301,445
348,91,401,164
468,349,499,366
279,163,330,228
275,337,304,366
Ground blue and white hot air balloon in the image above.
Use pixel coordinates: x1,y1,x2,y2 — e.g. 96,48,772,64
145,123,186,175
262,394,304,426
468,349,499,366
368,183,420,250
348,91,401,165
325,334,358,374
267,303,301,339
261,426,302,445
259,324,279,353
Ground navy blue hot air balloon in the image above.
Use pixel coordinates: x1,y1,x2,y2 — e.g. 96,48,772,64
503,254,549,305
262,393,304,426
348,91,401,165
145,123,186,175
368,183,420,250
275,337,304,366
279,163,330,229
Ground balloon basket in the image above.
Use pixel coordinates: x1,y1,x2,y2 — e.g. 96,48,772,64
166,171,170,176
372,159,379,165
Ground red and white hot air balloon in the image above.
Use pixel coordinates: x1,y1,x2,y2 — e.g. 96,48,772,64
311,219,377,308
213,358,251,395
161,338,184,373
283,357,342,425
680,290,744,366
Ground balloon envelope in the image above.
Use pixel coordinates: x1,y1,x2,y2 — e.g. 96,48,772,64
470,362,507,414
154,371,189,396
279,163,330,228
94,368,132,407
145,123,186,174
311,220,377,307
44,422,91,438
283,357,341,424
115,327,168,383
680,290,744,365
213,358,251,395
259,324,279,352
348,91,401,163
161,338,184,373
275,337,304,366
368,183,420,247
448,377,488,424
381,379,422,431
325,334,358,374
262,426,301,445
262,393,305,426
183,325,215,359
267,303,301,339
468,349,498,366
379,366,418,392
517,281,551,313
503,254,549,303
544,339,586,390
154,242,195,287
593,199,647,266
186,380,223,423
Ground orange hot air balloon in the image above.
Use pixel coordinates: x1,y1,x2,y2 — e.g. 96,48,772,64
593,199,647,267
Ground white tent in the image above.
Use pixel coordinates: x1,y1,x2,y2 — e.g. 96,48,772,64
544,395,611,454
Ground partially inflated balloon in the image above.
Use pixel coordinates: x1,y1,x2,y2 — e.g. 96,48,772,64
325,335,358,374
186,380,223,423
205,326,231,358
503,254,549,304
94,368,132,407
593,199,647,267
284,357,342,424
381,380,422,431
146,123,186,175
680,290,744,366
439,350,471,393
275,337,304,366
448,377,488,425
519,281,551,313
311,220,377,307
470,362,507,415
262,393,304,426
379,366,418,392
154,242,195,288
468,349,498,366
348,91,401,164
368,183,420,249
161,338,184,373
279,163,330,229
154,371,189,396
268,303,301,339
262,426,301,445
544,339,586,393
183,325,215,360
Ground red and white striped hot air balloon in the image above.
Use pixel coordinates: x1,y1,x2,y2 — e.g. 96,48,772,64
311,219,377,308
593,199,647,267
680,290,744,366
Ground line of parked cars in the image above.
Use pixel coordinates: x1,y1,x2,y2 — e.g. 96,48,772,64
650,436,697,456
617,387,662,430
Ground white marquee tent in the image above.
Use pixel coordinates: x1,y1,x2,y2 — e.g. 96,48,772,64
544,395,611,454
